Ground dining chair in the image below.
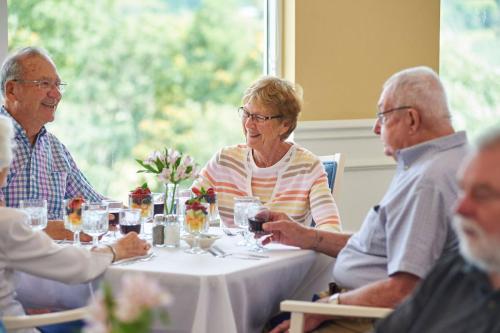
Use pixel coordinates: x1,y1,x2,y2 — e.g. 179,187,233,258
2,306,89,331
319,153,345,200
280,300,392,333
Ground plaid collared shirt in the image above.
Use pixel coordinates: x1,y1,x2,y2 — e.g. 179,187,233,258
0,107,103,219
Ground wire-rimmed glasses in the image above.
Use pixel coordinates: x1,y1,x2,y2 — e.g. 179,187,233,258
375,106,412,124
13,79,68,93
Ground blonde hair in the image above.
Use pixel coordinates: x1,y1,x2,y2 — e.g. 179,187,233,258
242,76,303,140
0,115,15,169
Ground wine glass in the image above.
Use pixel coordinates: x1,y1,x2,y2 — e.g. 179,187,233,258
233,196,260,246
246,203,270,252
82,202,109,247
63,198,85,246
19,199,48,231
184,201,209,254
119,208,142,235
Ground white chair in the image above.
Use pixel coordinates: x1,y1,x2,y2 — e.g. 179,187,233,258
281,300,392,333
319,153,345,200
2,306,89,331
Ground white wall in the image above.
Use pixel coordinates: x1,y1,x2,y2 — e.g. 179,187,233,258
0,0,6,62
294,119,396,232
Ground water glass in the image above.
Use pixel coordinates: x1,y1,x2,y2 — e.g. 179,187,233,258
233,196,260,246
152,192,165,216
82,202,109,247
19,199,48,231
119,208,142,235
63,198,85,246
176,188,192,225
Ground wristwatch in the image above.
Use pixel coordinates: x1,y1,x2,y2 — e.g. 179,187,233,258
328,292,341,304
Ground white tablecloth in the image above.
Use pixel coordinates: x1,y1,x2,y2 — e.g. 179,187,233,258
16,231,334,333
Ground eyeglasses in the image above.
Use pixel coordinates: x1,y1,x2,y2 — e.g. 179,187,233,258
13,79,68,93
376,106,412,124
238,107,283,123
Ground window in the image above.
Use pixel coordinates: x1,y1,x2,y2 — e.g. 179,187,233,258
440,0,500,137
6,0,271,201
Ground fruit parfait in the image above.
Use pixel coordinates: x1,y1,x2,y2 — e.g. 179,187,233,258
129,183,153,237
193,186,218,228
184,197,209,254
64,197,85,246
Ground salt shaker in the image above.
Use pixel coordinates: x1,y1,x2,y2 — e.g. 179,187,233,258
164,214,180,248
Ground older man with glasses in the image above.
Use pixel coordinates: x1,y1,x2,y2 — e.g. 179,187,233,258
0,47,103,222
266,66,468,333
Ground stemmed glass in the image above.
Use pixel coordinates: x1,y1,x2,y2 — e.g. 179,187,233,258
184,201,209,254
102,200,123,239
233,196,260,246
82,202,109,247
63,198,85,246
244,202,270,252
19,199,48,231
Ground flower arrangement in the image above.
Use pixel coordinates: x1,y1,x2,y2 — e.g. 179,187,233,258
136,148,198,215
84,274,172,333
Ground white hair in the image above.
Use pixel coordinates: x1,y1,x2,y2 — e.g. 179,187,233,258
0,115,15,169
382,66,451,125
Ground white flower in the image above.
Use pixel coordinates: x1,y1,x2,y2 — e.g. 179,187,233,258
182,155,193,167
167,149,181,166
144,150,161,166
157,167,172,183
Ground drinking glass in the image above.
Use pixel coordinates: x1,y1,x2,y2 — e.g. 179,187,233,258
176,188,192,227
233,196,260,246
152,192,165,216
184,202,209,254
63,198,85,246
246,203,271,252
82,202,109,247
102,200,123,239
19,199,48,231
119,209,142,235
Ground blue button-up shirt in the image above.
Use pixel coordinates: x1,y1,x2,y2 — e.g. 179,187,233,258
0,106,102,219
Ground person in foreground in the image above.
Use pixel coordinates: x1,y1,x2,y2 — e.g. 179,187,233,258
194,76,341,231
0,46,102,220
266,66,468,333
0,115,151,332
373,127,500,333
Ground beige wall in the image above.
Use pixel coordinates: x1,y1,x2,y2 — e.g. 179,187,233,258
283,0,440,121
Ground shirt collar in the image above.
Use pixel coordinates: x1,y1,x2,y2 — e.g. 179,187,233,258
0,105,48,141
395,131,468,169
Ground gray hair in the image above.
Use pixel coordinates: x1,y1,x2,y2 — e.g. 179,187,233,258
0,46,55,98
0,115,15,169
382,66,451,124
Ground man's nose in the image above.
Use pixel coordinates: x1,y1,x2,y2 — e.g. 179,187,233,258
373,119,381,135
454,193,474,218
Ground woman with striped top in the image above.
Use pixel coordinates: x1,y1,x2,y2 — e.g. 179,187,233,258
194,76,341,232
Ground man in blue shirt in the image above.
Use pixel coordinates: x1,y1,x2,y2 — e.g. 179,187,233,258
0,47,102,220
374,127,500,333
265,66,468,333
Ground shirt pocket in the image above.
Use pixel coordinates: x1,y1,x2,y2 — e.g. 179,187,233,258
355,205,386,255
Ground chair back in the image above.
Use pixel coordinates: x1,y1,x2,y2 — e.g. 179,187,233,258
2,306,88,331
319,153,345,200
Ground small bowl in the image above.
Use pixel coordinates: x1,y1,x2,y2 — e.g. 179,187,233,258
182,234,220,249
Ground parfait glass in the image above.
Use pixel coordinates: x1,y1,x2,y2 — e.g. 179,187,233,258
82,202,109,247
63,198,85,246
233,196,260,246
128,192,153,238
184,201,209,254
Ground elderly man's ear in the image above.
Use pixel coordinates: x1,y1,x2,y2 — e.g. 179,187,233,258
4,81,17,101
407,108,421,134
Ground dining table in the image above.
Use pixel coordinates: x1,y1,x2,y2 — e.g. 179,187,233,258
16,228,335,333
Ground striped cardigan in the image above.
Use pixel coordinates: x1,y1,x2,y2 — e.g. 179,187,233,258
194,144,341,231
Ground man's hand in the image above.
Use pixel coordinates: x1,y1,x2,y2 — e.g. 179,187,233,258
113,232,151,261
269,313,332,333
261,211,315,248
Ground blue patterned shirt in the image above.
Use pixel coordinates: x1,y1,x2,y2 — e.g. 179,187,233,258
0,106,103,219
